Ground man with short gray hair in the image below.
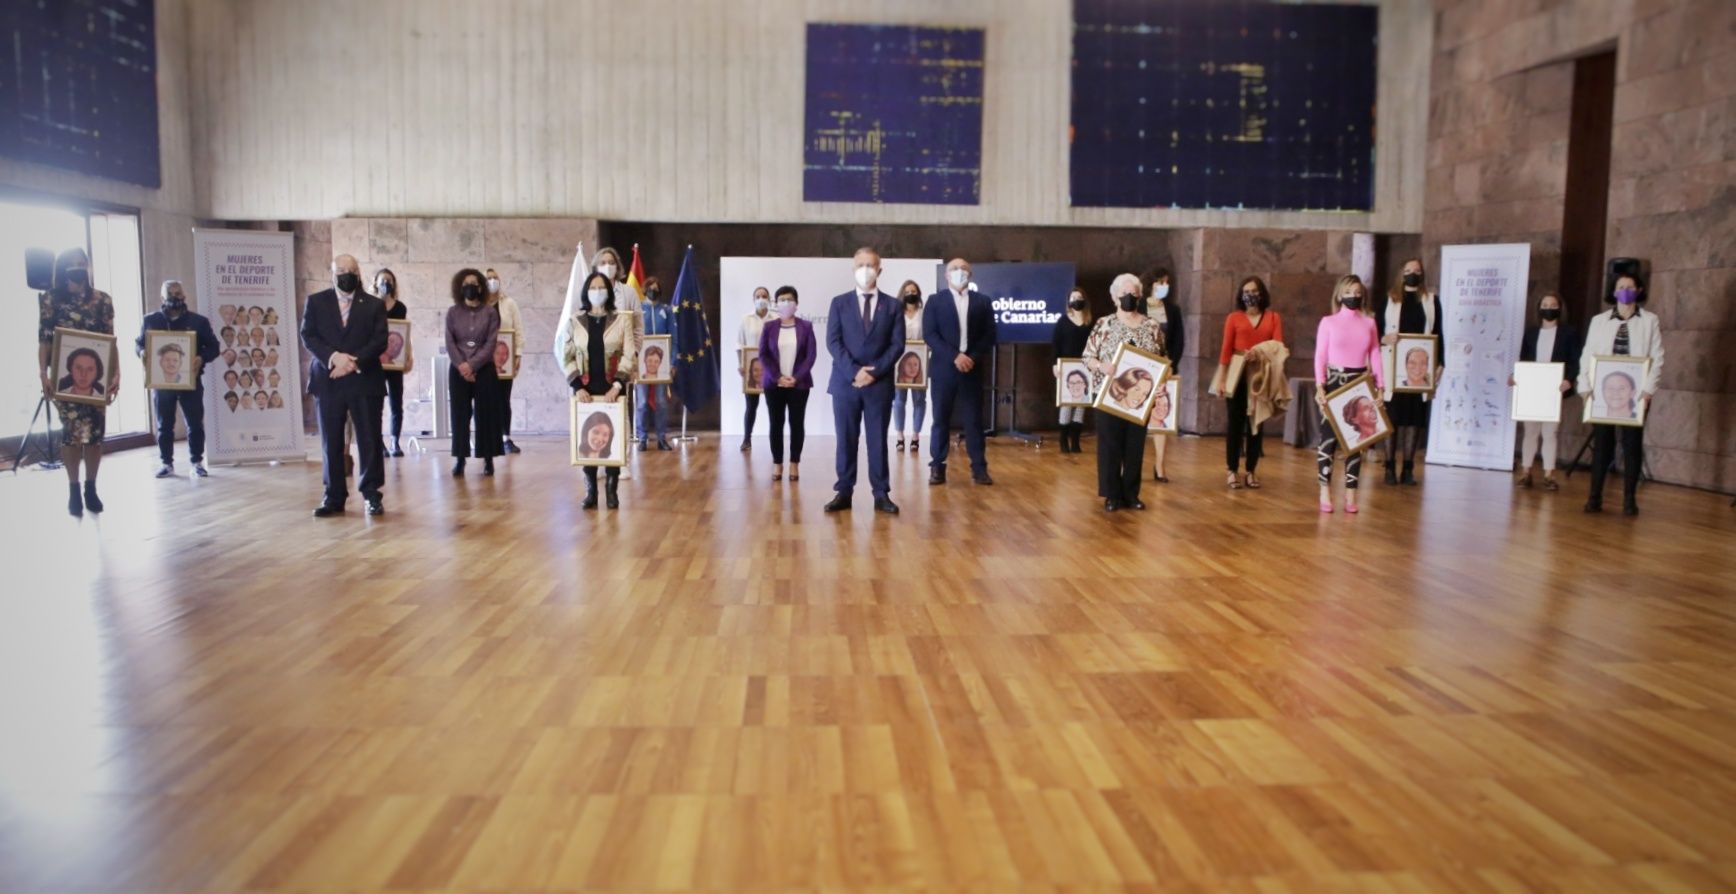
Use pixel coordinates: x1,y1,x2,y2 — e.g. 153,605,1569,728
301,254,389,517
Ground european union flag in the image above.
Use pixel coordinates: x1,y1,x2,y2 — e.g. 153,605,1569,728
670,245,719,411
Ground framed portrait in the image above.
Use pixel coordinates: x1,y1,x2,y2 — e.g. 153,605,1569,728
1147,377,1181,434
895,341,928,390
1510,361,1564,423
1323,373,1393,455
381,318,411,372
1391,333,1440,395
494,328,517,380
740,346,763,396
1056,358,1094,407
639,334,672,384
50,327,117,407
1092,343,1171,425
570,395,628,467
144,330,197,391
1583,355,1651,427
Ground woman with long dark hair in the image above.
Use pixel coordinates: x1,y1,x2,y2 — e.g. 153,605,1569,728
557,269,641,510
444,268,503,476
1215,276,1285,489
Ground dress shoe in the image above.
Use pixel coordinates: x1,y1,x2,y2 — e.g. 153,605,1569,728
824,493,853,513
1384,465,1398,486
1127,498,1146,510
637,439,649,452
874,497,900,514
365,496,383,516
504,439,521,454
1103,499,1120,512
972,473,994,486
155,462,174,478
388,437,404,457
929,467,946,486
1583,500,1603,514
740,438,751,452
658,438,673,451
451,458,465,477
483,458,495,476
82,482,103,513
193,462,208,477
1623,501,1639,517
1400,462,1417,486
68,483,83,517
313,500,345,518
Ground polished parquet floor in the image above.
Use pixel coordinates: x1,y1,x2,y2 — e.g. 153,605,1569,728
3,430,1736,892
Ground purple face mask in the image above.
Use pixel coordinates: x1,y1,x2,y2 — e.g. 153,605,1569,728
1615,287,1638,305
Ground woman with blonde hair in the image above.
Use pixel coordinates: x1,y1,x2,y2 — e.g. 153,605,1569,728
1082,273,1166,511
1313,274,1384,513
1376,257,1444,485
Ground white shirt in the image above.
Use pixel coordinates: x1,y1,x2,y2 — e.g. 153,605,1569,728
778,325,798,378
740,310,769,348
1578,307,1664,395
952,288,970,353
902,308,923,342
1535,326,1557,365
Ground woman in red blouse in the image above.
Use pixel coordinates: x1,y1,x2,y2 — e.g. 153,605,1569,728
1217,276,1283,489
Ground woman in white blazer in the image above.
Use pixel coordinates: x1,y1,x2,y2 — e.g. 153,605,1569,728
1577,272,1664,516
557,269,642,510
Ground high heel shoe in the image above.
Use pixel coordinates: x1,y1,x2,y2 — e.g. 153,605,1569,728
772,466,783,481
1344,501,1360,514
1227,471,1242,489
790,465,800,482
909,438,920,454
1319,501,1334,514
895,437,905,452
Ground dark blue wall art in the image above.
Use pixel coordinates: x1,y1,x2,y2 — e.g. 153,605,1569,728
1,0,161,188
1071,0,1377,211
804,23,984,205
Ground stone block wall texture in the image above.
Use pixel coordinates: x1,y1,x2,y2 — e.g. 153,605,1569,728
1426,0,1735,491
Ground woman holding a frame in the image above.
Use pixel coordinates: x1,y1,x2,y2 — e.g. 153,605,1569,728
1577,272,1663,516
37,247,116,517
1313,275,1385,514
1082,273,1166,512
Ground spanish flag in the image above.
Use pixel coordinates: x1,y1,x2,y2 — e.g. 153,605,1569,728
625,243,648,306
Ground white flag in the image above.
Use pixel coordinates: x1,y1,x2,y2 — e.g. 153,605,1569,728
552,241,587,375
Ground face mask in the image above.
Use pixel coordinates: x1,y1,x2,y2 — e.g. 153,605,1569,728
947,269,969,289
904,293,921,306
487,277,500,294
597,263,618,279
1069,299,1087,311
462,283,482,302
1615,287,1638,305
335,272,360,293
64,267,89,287
854,267,876,290
777,300,797,320
754,298,769,313
588,288,609,309
164,296,187,313
1153,284,1170,300
647,288,661,302
1241,292,1259,308
1117,294,1140,313
1340,295,1362,310
376,279,392,295
1403,272,1423,288
1539,307,1560,321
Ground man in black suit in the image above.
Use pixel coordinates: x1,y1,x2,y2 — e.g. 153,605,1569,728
824,247,905,515
925,257,998,486
300,254,389,517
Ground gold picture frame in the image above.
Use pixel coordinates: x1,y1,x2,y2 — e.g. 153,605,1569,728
1147,377,1181,434
570,395,629,467
381,318,411,372
51,327,118,407
639,334,672,384
740,346,763,396
1322,372,1393,455
1055,357,1093,407
1091,342,1171,425
1391,332,1440,396
1583,355,1651,427
144,330,197,391
494,328,517,380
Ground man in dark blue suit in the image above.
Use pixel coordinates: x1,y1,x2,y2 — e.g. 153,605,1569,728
300,254,389,517
825,247,906,515
924,257,998,486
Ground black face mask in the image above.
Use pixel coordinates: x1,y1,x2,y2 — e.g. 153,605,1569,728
1069,299,1087,311
377,280,393,295
648,288,661,302
1403,273,1422,289
164,296,187,313
462,283,482,302
1340,296,1363,310
65,268,89,287
1539,308,1560,321
1241,292,1260,308
903,294,920,305
335,272,361,293
1117,294,1140,313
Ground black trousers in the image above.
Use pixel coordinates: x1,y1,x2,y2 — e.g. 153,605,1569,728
154,386,205,463
499,376,514,438
449,364,503,459
1096,413,1146,504
1224,376,1263,473
316,387,384,503
765,386,809,464
383,371,404,439
743,392,761,436
1589,423,1644,504
929,371,988,477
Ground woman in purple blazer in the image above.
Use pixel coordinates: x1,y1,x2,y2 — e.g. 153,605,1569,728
758,285,817,482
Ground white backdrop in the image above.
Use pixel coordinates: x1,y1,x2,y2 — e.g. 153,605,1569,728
719,257,941,438
1427,243,1531,470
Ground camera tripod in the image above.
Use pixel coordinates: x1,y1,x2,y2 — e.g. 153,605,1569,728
9,395,62,473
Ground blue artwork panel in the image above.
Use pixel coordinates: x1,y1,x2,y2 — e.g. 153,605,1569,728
1071,0,1377,211
804,23,984,205
0,0,161,188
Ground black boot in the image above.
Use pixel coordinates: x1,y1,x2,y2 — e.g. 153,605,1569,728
1384,462,1398,485
1400,461,1417,486
483,457,495,476
1066,424,1080,453
82,481,104,513
582,472,598,510
451,458,466,477
605,472,620,510
67,482,83,517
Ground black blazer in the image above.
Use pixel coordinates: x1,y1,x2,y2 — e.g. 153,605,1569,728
300,288,388,397
1143,295,1184,362
923,289,998,383
1519,323,1583,398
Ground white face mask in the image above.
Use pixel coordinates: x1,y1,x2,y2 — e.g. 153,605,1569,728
597,263,618,279
777,300,797,320
754,297,769,313
1153,284,1170,300
587,288,609,312
854,266,877,291
947,269,970,289
486,277,500,294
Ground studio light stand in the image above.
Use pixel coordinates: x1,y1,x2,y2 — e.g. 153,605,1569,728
9,395,62,473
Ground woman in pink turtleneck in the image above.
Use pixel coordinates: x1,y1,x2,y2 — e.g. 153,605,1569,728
1313,275,1384,514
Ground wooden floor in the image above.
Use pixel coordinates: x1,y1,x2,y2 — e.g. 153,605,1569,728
3,431,1736,892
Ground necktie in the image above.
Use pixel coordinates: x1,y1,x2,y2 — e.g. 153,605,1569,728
862,294,874,332
339,296,352,327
